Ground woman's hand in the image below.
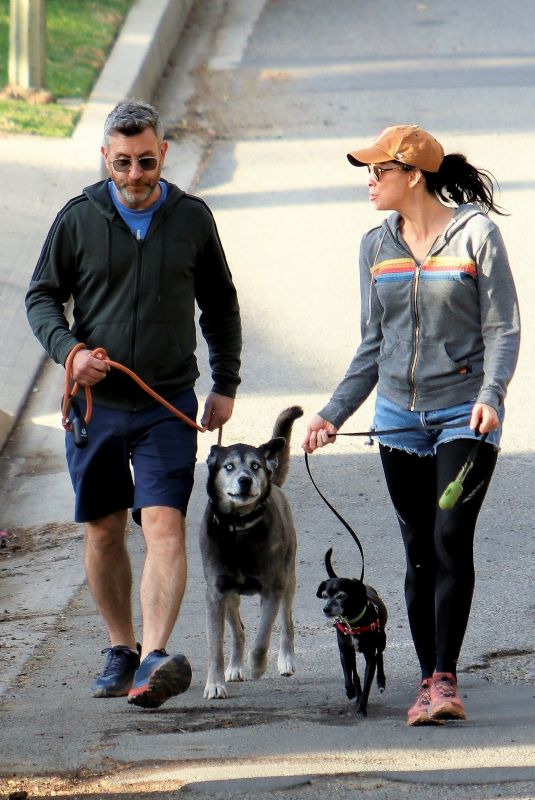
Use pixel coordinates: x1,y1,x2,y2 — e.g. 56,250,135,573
470,402,499,435
302,414,338,453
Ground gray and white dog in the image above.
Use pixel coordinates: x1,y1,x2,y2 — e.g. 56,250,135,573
199,406,303,699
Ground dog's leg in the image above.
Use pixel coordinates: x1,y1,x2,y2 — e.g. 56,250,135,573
277,576,296,677
203,591,229,699
248,593,282,679
356,652,377,717
337,634,360,700
225,593,246,682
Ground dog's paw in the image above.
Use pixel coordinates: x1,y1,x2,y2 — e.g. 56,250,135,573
346,685,357,699
277,652,295,677
203,682,228,699
248,649,268,679
356,704,368,718
225,665,245,682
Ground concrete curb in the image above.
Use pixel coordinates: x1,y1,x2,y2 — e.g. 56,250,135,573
0,0,194,452
72,0,195,175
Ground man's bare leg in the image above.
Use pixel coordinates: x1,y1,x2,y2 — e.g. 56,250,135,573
139,505,187,657
85,509,136,649
127,505,191,708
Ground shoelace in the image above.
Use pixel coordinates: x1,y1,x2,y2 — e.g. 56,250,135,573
415,682,432,706
100,646,136,676
433,677,457,698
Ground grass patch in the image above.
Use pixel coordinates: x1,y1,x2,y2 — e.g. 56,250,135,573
0,97,76,136
0,0,134,136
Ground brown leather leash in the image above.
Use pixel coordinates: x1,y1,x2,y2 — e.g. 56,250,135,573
62,343,223,445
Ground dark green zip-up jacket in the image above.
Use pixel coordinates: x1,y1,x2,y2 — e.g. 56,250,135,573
26,179,242,409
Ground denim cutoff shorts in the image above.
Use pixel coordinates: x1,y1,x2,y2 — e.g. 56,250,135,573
373,394,504,456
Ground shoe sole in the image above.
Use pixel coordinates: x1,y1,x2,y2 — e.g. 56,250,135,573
93,675,136,698
429,700,467,721
128,654,192,709
407,710,445,726
93,686,131,698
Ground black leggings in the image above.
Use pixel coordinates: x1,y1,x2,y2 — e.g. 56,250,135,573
379,439,498,679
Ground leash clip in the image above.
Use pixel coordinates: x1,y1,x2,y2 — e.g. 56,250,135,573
69,396,89,449
364,426,375,447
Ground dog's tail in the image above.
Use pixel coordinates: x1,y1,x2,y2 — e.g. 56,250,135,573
271,405,303,487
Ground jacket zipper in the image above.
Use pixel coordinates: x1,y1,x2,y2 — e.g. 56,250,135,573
130,237,143,410
408,262,421,410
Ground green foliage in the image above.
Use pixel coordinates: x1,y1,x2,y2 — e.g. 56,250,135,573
0,0,134,135
0,97,78,136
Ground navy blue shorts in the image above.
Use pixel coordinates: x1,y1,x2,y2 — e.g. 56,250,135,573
65,390,198,525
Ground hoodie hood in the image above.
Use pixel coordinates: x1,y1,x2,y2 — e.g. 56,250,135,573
83,178,185,218
382,203,490,254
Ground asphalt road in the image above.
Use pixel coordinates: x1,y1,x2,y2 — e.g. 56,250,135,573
0,0,534,797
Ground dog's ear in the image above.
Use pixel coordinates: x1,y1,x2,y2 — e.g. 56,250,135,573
259,436,286,474
207,445,223,469
316,580,327,598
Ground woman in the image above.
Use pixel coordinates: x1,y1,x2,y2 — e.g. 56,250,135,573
303,124,520,725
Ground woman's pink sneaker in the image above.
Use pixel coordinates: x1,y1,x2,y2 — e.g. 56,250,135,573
407,678,438,726
429,672,467,720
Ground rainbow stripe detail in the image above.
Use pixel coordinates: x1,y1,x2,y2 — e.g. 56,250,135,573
372,256,477,283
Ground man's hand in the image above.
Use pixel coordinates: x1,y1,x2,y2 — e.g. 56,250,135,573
201,392,235,431
71,349,109,385
302,414,338,453
470,402,499,435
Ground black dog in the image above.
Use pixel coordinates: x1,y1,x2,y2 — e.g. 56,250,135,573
317,548,387,717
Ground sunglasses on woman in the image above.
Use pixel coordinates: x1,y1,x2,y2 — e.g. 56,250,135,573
367,164,413,181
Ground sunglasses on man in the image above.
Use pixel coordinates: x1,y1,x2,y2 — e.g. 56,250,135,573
110,156,159,173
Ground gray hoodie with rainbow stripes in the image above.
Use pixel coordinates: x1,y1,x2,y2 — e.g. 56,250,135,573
320,204,520,428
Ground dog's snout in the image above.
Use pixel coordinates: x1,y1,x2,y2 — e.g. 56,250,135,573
238,474,253,490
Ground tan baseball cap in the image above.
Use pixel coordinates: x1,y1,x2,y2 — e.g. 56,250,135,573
347,124,444,172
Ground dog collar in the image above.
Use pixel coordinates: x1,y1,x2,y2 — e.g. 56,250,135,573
211,504,265,532
335,617,382,636
334,603,381,636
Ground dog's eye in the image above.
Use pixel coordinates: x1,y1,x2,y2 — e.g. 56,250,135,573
335,592,347,600
224,463,234,471
250,462,260,471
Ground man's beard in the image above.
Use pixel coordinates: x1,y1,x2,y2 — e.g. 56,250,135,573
116,182,156,207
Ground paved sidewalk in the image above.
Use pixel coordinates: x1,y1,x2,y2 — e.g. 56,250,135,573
0,1,534,797
0,0,194,452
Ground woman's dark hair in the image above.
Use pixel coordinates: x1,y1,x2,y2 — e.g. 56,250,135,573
420,153,507,215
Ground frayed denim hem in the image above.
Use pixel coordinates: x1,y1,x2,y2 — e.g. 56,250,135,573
436,433,501,454
376,439,435,457
377,434,500,457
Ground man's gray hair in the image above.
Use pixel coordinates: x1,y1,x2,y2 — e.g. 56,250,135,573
103,99,164,144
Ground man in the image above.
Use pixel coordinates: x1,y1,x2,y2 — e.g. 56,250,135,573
26,100,242,709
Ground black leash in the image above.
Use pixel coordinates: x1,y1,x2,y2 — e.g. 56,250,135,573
305,418,490,583
330,417,474,438
304,451,365,583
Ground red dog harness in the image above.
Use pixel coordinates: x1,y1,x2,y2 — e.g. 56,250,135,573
335,617,382,636
334,601,382,636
